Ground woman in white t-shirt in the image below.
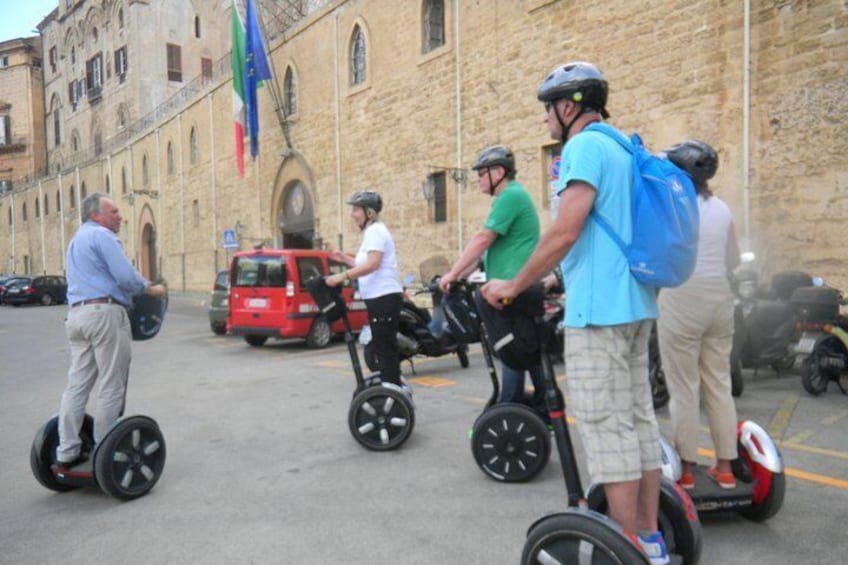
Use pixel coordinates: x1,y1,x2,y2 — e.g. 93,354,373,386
657,140,741,491
326,191,404,385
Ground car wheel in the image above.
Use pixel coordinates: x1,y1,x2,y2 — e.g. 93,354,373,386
210,322,226,335
306,317,332,349
244,335,268,347
40,293,53,306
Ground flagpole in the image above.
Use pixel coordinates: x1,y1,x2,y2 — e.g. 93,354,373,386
253,1,293,150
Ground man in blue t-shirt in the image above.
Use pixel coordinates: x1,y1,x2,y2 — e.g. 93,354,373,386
482,62,668,564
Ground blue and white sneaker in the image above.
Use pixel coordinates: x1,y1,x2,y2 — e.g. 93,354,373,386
637,531,670,565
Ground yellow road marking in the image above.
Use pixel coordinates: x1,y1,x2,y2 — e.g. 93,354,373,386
767,392,799,439
315,360,348,368
408,376,456,388
780,442,848,462
783,430,815,445
822,409,848,426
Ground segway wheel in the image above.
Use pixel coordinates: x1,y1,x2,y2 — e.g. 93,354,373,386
471,403,550,483
30,414,95,493
522,512,649,565
737,439,786,521
348,384,415,451
94,416,166,500
587,476,702,565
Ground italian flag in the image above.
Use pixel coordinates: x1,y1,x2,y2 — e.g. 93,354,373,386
231,1,246,177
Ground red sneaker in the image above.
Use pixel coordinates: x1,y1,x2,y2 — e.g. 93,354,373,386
707,466,736,489
678,471,695,490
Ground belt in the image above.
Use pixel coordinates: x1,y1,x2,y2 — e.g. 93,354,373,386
70,296,126,309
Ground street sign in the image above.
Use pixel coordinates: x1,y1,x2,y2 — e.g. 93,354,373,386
222,229,239,249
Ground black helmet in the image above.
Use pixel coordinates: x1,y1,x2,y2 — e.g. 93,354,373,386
537,61,610,118
471,145,515,173
663,140,718,187
346,191,383,214
130,293,168,341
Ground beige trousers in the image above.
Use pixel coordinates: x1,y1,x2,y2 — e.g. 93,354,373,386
657,277,738,462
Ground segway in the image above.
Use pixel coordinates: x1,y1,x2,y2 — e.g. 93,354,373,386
306,277,414,451
469,285,551,483
30,293,168,500
659,420,786,521
508,307,703,564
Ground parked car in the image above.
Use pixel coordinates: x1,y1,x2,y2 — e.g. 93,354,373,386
208,270,229,335
227,249,369,348
4,275,68,306
0,276,32,304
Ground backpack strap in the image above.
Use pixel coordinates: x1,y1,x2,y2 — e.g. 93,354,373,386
580,122,634,254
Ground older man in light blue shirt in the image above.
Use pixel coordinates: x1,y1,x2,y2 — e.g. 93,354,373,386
55,192,167,468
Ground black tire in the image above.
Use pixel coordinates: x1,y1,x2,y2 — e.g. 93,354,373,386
40,293,53,306
348,385,415,451
244,335,267,347
305,316,332,349
800,338,840,396
740,471,786,522
471,403,551,483
730,351,744,397
522,512,649,565
587,477,703,565
457,344,470,368
210,322,226,335
363,342,379,372
30,414,95,493
94,416,166,500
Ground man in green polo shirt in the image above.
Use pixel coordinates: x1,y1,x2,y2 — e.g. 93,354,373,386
439,144,542,405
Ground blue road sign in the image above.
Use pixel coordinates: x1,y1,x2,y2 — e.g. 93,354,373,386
222,229,239,249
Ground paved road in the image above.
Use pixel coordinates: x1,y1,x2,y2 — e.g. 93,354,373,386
1,295,847,564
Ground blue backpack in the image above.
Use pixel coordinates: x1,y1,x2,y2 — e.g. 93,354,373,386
584,123,699,288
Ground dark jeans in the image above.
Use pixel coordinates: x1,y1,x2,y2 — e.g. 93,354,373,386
365,292,403,385
499,361,546,409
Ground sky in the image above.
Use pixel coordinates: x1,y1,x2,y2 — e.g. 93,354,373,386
0,0,58,43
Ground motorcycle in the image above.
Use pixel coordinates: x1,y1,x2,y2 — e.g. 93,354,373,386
791,280,848,395
359,277,471,373
729,253,812,390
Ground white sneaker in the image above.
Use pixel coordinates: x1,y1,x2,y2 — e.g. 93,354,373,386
637,531,670,565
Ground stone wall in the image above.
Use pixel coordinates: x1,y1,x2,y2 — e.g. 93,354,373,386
1,0,845,291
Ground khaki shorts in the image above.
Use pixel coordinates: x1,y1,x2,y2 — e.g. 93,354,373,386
564,320,662,483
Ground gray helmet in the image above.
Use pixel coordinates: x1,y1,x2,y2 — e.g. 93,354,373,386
346,191,383,214
664,140,718,186
537,61,610,118
471,145,515,173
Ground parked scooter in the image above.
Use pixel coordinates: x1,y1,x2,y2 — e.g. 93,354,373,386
360,276,472,373
791,280,848,395
730,253,812,390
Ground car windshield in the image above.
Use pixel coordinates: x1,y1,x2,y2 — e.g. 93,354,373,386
232,256,286,288
6,278,30,288
214,271,228,291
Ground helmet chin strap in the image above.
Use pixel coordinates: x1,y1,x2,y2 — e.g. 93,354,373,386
486,169,506,196
555,102,586,145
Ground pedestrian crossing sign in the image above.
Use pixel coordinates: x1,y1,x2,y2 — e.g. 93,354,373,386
222,229,239,249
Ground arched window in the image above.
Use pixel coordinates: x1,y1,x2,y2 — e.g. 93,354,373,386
93,130,102,156
121,166,127,194
71,131,80,153
69,185,75,209
350,25,366,86
194,16,201,38
118,8,124,29
142,155,149,186
189,127,198,164
167,142,175,174
56,190,61,213
35,198,40,219
44,194,49,216
105,174,110,194
422,0,445,53
81,182,87,199
53,109,61,146
284,66,297,116
8,206,11,226
22,202,27,222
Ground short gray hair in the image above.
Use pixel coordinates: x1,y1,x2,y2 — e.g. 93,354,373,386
81,192,109,222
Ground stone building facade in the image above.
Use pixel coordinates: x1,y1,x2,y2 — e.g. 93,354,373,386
0,0,845,292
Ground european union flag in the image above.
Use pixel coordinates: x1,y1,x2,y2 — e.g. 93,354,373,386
244,0,271,159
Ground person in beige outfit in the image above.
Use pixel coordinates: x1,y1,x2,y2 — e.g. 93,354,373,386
657,140,741,490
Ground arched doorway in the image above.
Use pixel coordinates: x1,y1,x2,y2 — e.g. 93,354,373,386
278,180,315,249
138,205,158,280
